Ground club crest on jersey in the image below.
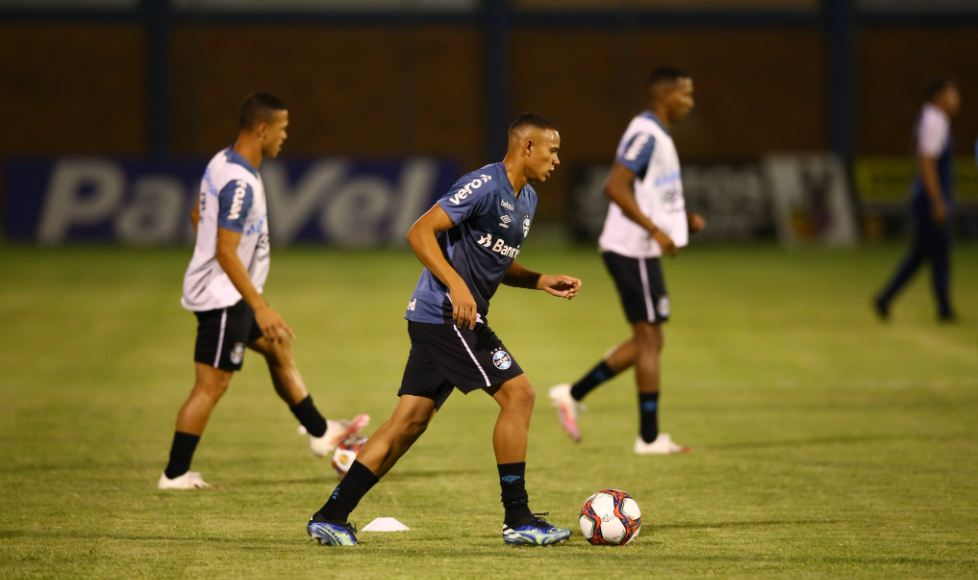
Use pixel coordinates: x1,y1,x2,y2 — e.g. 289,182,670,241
448,174,492,205
492,349,512,370
407,298,417,311
522,216,531,237
230,342,245,365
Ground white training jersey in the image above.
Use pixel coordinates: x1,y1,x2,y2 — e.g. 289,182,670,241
598,111,688,258
916,102,950,158
182,147,270,312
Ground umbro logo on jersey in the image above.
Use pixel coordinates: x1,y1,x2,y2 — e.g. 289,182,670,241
501,199,514,211
228,180,248,220
448,174,493,205
500,215,511,223
477,233,520,258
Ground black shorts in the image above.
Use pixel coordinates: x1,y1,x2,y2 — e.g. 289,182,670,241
602,251,670,324
193,300,263,372
398,321,524,410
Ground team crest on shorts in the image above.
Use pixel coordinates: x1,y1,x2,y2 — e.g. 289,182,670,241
492,349,513,370
657,297,670,318
522,216,531,237
230,342,245,365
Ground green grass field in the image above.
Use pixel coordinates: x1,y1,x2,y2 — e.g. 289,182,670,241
1,243,976,579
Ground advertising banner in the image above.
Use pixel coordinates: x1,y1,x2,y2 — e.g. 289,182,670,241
854,157,978,207
764,153,858,247
4,157,458,246
570,163,773,243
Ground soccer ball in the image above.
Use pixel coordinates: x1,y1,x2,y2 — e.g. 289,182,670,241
331,435,367,478
579,489,642,545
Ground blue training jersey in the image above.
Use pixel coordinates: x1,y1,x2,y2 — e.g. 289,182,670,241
405,162,537,325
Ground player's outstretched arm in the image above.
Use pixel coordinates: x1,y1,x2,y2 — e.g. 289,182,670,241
605,163,676,255
215,226,294,343
406,205,479,329
503,262,581,300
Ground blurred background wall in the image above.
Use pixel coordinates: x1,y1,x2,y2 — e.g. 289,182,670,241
1,0,977,240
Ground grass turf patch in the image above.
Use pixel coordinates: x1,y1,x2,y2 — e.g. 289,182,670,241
0,243,976,579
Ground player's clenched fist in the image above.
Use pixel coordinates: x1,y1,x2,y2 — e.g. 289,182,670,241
538,274,582,300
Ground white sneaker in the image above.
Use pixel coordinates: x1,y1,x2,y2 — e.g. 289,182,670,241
300,414,370,458
157,471,214,489
548,384,584,443
633,433,691,455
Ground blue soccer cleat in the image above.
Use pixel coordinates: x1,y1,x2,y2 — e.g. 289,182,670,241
502,512,572,546
307,517,358,546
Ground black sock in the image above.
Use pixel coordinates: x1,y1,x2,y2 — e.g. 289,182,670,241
315,461,379,522
497,462,532,527
164,431,200,479
290,395,327,438
570,360,617,401
639,392,660,444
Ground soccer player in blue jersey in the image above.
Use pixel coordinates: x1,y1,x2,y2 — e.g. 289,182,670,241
306,113,582,547
875,77,960,322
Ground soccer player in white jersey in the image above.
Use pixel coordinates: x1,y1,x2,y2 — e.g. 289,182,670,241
549,67,704,454
158,93,368,490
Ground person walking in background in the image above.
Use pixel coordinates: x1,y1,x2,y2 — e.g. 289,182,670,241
874,77,960,323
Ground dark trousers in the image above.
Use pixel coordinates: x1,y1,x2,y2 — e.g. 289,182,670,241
878,201,953,317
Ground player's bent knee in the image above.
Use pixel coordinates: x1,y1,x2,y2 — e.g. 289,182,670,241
497,378,535,411
194,376,231,400
194,363,232,395
250,337,293,365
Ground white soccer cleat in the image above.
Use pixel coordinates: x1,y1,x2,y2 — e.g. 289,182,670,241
548,384,583,443
633,433,691,455
301,414,371,458
157,471,214,490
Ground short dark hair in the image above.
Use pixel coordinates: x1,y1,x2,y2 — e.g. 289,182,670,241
508,112,558,134
240,92,287,130
924,75,956,102
647,66,689,88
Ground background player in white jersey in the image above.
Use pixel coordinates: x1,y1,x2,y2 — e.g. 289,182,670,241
549,67,704,454
159,93,367,489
